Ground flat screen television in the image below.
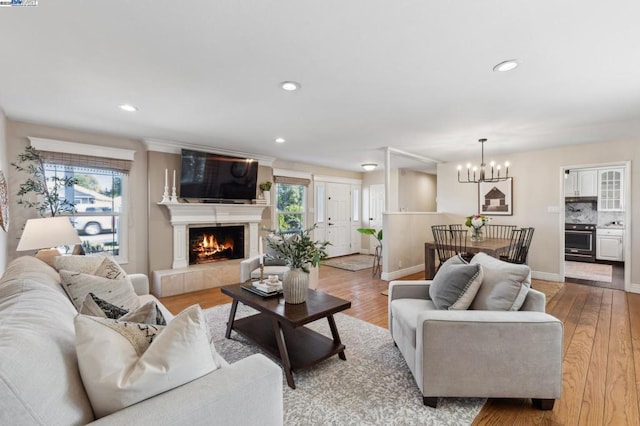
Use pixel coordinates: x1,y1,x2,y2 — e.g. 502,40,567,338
179,149,258,202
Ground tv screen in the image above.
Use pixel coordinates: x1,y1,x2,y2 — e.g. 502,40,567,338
179,149,258,201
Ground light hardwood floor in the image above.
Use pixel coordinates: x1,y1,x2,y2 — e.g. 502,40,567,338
160,264,640,425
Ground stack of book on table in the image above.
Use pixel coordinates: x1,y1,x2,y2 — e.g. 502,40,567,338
242,278,283,297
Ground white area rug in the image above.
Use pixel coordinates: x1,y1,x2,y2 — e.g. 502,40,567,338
565,261,612,282
322,254,374,271
204,303,485,425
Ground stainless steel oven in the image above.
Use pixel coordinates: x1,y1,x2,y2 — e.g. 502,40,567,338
565,223,596,262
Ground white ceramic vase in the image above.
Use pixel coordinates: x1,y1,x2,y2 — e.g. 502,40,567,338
263,191,271,205
283,268,309,304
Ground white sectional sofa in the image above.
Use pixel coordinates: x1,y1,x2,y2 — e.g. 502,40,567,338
0,256,283,426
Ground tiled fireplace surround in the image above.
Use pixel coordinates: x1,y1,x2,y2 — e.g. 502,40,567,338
152,203,267,297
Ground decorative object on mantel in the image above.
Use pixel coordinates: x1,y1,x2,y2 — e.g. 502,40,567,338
0,170,9,232
160,168,179,204
259,181,272,205
266,224,329,304
465,214,489,242
457,138,510,184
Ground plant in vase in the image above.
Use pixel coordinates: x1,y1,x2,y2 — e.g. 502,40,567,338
465,214,489,241
259,181,272,204
266,224,329,304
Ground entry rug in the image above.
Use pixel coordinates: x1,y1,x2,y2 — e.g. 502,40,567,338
204,303,485,425
322,254,374,271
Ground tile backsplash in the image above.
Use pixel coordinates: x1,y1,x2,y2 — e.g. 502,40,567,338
565,202,624,226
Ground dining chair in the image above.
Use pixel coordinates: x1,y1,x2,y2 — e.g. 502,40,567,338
484,224,517,239
501,227,535,264
448,224,465,231
431,225,470,268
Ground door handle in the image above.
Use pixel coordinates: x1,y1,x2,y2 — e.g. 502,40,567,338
328,223,335,226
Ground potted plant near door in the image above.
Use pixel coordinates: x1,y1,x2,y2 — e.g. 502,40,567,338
357,228,383,277
266,224,329,304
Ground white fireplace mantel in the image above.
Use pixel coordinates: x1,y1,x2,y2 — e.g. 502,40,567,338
159,202,268,269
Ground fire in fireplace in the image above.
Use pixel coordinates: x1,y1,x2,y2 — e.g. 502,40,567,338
189,226,244,265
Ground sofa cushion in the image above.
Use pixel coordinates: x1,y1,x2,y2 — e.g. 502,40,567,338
470,252,531,311
75,305,219,418
54,255,105,274
390,298,438,348
60,270,140,312
80,293,166,325
0,277,95,425
429,255,483,310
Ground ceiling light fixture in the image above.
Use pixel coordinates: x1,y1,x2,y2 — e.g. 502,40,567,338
457,139,510,183
361,163,378,171
119,104,138,112
275,137,286,143
280,81,301,91
493,60,520,72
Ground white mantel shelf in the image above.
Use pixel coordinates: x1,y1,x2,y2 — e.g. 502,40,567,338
158,202,268,269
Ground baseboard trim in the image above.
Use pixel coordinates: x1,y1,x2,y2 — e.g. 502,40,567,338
532,271,562,282
382,264,425,281
628,283,640,294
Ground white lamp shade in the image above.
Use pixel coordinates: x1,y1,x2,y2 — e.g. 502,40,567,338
17,217,81,251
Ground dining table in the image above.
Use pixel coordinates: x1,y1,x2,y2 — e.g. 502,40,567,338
424,237,512,279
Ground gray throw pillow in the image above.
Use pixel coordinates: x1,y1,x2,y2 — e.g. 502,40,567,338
469,252,531,311
429,256,484,310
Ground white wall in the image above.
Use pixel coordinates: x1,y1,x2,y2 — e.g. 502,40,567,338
0,109,7,274
437,138,640,290
398,169,437,212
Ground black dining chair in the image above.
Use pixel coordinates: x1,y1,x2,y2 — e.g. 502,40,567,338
431,225,471,268
484,224,517,239
448,224,465,231
501,227,535,264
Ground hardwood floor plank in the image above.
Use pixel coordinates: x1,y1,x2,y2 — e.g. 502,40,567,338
158,265,635,425
578,289,612,426
604,290,639,425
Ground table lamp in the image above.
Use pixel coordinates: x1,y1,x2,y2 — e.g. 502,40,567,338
17,217,82,267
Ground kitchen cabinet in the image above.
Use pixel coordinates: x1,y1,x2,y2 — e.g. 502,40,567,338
596,228,624,261
564,169,597,197
598,168,624,211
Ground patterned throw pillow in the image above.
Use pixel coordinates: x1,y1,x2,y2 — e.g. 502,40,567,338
74,305,218,418
60,270,139,312
93,256,127,280
80,293,166,325
54,255,105,274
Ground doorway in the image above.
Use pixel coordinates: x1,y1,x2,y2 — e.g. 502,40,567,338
561,162,630,291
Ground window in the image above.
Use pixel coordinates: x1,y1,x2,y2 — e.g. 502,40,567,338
275,183,306,231
45,164,127,260
352,187,360,222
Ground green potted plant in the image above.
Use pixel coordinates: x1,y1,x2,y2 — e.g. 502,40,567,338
259,181,272,204
357,228,383,277
267,224,329,304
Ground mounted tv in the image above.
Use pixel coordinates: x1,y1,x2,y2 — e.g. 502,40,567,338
179,149,258,202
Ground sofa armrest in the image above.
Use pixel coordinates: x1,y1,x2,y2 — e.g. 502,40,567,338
128,274,149,296
89,354,283,426
520,288,546,312
239,256,262,283
415,310,563,399
388,280,431,301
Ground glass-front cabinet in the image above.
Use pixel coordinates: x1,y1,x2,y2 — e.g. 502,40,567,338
598,168,624,211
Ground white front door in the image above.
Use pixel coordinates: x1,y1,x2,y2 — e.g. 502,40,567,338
367,184,385,252
326,183,352,257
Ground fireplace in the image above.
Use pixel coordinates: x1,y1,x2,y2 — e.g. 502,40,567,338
188,225,244,265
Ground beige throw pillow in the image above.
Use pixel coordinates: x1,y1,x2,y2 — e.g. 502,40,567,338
93,256,127,280
469,252,532,311
54,255,105,274
60,270,139,312
74,305,219,418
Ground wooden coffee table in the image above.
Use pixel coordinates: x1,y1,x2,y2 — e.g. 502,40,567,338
221,283,351,389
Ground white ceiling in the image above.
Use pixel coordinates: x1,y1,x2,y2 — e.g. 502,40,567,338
1,1,640,173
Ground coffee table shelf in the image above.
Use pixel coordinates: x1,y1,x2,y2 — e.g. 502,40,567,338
232,313,346,372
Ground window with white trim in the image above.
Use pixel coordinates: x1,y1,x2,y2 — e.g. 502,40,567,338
275,182,306,231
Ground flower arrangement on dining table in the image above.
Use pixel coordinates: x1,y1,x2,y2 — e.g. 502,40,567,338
465,214,490,241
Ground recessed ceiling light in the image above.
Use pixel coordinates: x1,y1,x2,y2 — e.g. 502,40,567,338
361,163,378,171
493,60,520,72
119,104,138,112
275,137,286,143
280,81,301,91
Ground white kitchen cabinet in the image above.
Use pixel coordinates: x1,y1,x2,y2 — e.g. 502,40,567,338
564,169,597,197
598,168,624,211
596,228,624,261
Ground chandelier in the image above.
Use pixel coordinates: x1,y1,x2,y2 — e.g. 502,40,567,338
457,138,510,184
